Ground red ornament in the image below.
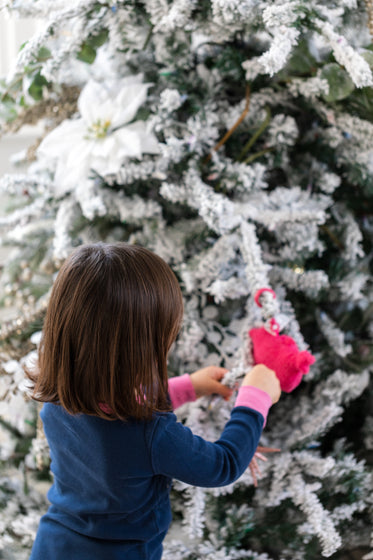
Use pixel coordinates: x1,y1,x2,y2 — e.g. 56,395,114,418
254,287,276,308
250,289,315,392
249,327,315,392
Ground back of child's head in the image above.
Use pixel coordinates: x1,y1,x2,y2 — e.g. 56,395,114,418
28,242,184,421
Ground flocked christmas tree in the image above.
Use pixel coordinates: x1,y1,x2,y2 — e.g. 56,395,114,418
0,1,373,558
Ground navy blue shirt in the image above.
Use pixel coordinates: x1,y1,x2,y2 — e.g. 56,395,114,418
30,402,264,559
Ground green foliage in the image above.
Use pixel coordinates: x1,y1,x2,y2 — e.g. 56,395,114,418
243,500,308,556
0,94,17,122
282,38,318,76
89,28,109,49
27,71,49,101
205,43,247,82
14,437,34,468
320,63,355,102
77,29,109,64
35,46,52,63
77,43,97,64
345,87,373,125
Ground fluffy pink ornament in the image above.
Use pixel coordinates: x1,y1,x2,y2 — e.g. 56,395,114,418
249,327,315,393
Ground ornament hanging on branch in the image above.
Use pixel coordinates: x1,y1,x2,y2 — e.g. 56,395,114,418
249,288,315,392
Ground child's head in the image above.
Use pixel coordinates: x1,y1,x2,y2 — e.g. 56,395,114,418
29,242,184,420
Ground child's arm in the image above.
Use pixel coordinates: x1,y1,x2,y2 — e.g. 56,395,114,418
168,366,232,409
167,374,196,409
152,365,281,488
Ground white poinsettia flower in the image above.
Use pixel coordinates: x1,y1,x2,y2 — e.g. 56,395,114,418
38,75,159,196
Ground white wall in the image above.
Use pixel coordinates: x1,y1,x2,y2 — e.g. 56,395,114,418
0,13,43,313
0,12,43,77
0,12,43,174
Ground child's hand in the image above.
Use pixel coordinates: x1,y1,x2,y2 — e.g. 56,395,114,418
190,366,233,401
241,364,281,404
249,446,281,487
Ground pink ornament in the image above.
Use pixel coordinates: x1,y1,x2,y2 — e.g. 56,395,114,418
250,288,315,392
249,327,315,392
254,287,276,308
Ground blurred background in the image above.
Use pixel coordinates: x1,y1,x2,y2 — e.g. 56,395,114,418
0,13,42,321
0,13,42,175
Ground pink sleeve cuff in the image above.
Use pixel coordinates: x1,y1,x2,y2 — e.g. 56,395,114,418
168,374,197,410
234,386,272,426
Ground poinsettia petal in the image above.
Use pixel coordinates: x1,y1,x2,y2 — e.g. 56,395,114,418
111,82,151,128
78,80,115,125
53,141,93,196
113,128,142,157
124,121,160,154
54,159,89,197
90,136,117,158
38,120,85,160
92,130,144,176
118,74,144,87
93,155,120,176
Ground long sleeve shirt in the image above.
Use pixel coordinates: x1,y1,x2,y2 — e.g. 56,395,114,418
29,376,272,560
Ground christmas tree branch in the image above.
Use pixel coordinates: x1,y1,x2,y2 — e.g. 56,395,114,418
238,106,272,161
243,147,274,164
204,84,251,163
363,0,373,39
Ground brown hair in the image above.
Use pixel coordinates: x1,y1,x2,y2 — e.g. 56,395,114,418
27,243,184,421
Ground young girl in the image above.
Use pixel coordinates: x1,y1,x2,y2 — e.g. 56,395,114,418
28,242,281,560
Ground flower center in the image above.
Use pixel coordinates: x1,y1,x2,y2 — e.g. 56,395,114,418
86,119,112,139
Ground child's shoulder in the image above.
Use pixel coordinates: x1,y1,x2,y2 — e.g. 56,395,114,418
41,402,176,428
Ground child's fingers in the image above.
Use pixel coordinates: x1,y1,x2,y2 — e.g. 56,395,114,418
249,446,281,488
254,452,267,462
210,366,229,381
249,462,258,487
208,378,233,400
190,367,231,398
249,457,263,487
